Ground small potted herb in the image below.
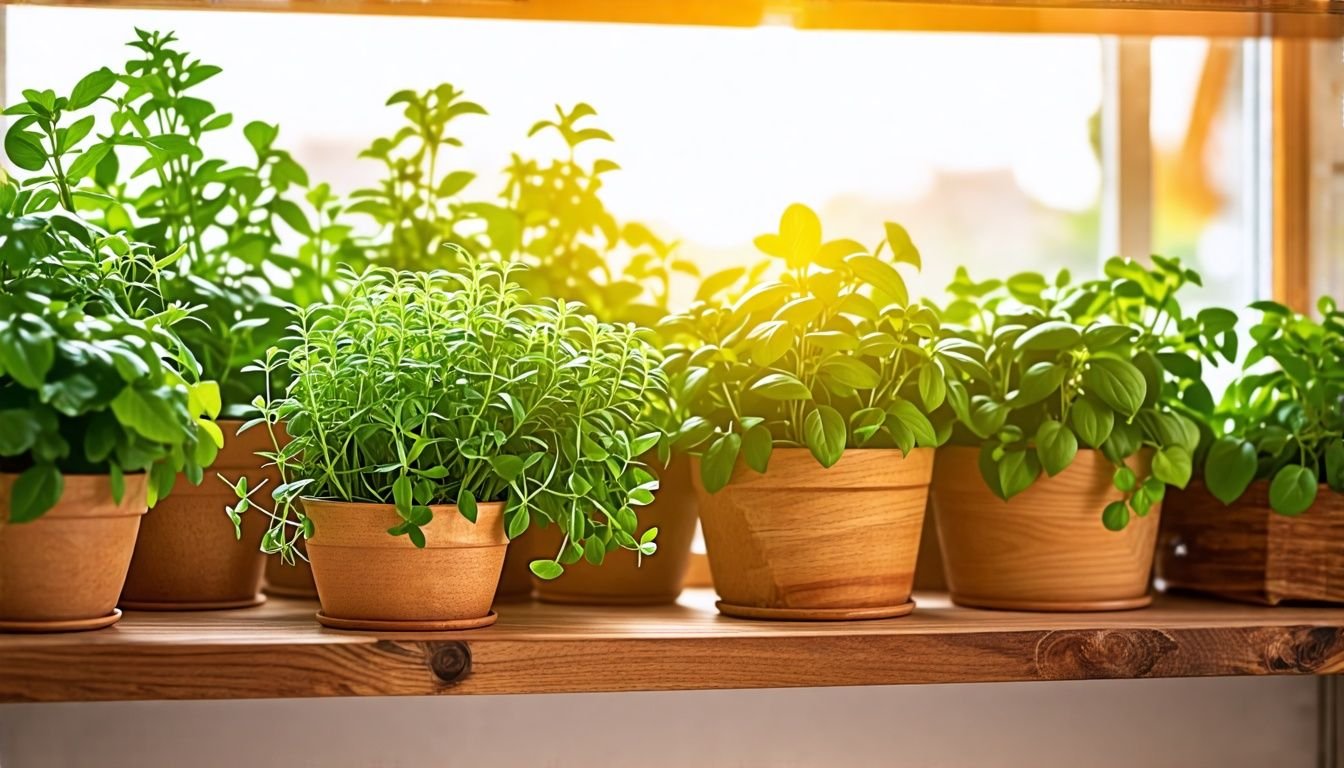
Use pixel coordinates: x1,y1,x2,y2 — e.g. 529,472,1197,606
931,257,1229,611
231,257,665,630
6,31,345,610
665,204,945,620
1160,297,1344,604
0,188,219,632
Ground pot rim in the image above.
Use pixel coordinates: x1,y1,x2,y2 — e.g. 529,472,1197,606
299,496,508,513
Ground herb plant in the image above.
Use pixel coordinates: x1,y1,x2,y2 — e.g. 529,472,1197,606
1200,297,1344,515
660,203,947,493
230,255,667,579
938,256,1235,530
0,184,221,522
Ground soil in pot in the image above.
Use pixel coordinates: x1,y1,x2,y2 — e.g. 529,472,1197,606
1159,480,1344,605
532,455,699,606
120,421,281,610
303,498,507,631
693,448,932,621
933,446,1160,612
1,473,148,632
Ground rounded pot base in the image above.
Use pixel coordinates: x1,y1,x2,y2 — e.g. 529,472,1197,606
315,610,498,632
716,599,915,621
951,593,1153,612
262,584,318,600
537,590,680,607
0,609,123,633
119,595,265,612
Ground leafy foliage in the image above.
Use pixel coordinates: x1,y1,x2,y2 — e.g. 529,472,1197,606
1200,297,1344,515
228,256,666,578
660,203,946,493
0,183,221,522
937,255,1231,530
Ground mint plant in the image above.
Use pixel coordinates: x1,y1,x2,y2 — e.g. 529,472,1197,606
938,256,1233,530
660,203,948,492
228,255,666,578
1200,297,1344,515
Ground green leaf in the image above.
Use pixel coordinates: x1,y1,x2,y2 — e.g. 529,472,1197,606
846,254,908,306
1268,465,1318,516
0,324,54,389
1130,477,1165,518
65,143,111,182
7,464,63,523
1326,440,1344,493
819,357,880,389
700,432,741,493
1012,361,1067,407
883,221,921,268
0,409,41,456
1083,323,1138,351
773,203,821,268
1082,358,1147,418
1035,420,1078,477
968,399,1007,439
5,125,47,172
918,364,946,411
1204,437,1257,504
530,560,564,580
742,425,773,474
490,454,525,482
1113,466,1137,492
750,372,812,401
746,320,794,367
803,405,846,468
1102,500,1130,531
68,67,116,109
392,475,413,514
458,489,478,523
887,398,936,447
111,387,183,443
1014,321,1083,352
1152,446,1193,489
996,449,1041,500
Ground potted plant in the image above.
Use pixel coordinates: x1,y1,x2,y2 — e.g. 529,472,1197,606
663,203,944,620
930,256,1231,611
228,256,665,630
7,32,349,609
0,184,219,632
1159,296,1344,604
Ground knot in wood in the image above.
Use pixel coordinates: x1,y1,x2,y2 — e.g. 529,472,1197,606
1263,627,1344,673
1035,629,1177,680
428,641,472,684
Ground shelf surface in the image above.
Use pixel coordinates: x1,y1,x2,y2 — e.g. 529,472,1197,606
3,589,1344,702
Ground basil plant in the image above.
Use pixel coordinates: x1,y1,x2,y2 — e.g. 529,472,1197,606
1200,297,1344,515
229,254,667,579
0,183,221,522
660,204,950,493
938,255,1235,531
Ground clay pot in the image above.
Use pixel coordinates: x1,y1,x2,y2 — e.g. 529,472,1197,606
693,448,932,620
303,497,507,630
933,446,1160,612
120,421,280,610
264,540,318,600
533,456,699,605
1,473,148,632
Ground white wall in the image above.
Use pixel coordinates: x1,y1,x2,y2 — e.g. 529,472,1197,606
0,676,1318,767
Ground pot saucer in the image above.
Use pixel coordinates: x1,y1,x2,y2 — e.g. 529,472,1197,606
715,600,915,621
0,609,123,633
118,595,266,611
315,610,498,632
951,594,1153,612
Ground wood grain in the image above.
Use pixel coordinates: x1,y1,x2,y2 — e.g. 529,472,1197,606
4,590,1344,702
1159,482,1344,605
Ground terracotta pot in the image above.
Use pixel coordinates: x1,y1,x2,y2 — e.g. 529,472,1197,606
533,455,699,605
493,530,538,604
693,448,932,621
1159,480,1344,605
120,420,280,610
933,446,1160,612
264,539,318,600
1,473,148,632
303,497,507,630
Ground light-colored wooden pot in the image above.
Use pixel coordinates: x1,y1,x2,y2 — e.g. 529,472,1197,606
1,473,148,632
693,448,932,621
1159,480,1344,605
120,421,278,610
264,540,318,600
302,497,507,631
933,446,1160,612
533,456,699,605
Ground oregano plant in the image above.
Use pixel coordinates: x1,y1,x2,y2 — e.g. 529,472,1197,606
228,254,667,579
1200,297,1344,515
660,203,949,493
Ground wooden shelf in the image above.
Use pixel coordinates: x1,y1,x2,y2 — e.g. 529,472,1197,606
3,589,1344,702
3,0,1341,37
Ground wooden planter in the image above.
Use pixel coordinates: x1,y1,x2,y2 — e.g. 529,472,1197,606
120,421,277,610
1,474,148,632
532,456,699,605
302,498,507,631
933,447,1160,612
693,448,932,621
1159,481,1344,605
